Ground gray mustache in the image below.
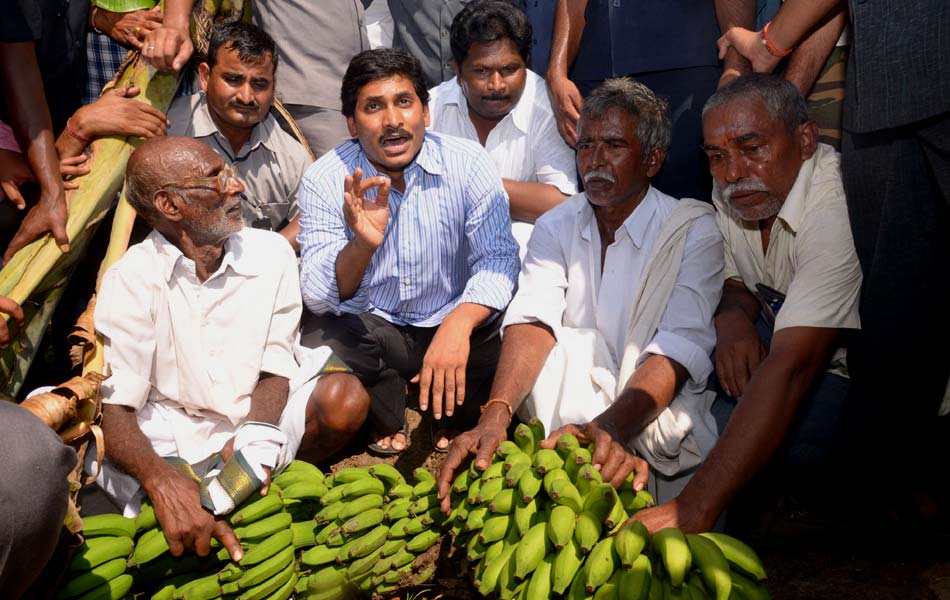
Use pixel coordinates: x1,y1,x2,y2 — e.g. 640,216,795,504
722,181,769,199
584,170,616,184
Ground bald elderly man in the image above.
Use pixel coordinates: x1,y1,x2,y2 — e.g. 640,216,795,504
93,137,369,560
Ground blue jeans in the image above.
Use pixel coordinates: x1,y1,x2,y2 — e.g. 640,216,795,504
710,318,849,465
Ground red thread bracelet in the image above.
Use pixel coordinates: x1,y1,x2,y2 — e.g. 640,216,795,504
762,21,794,58
65,118,91,144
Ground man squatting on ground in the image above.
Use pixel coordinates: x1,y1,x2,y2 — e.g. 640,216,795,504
439,78,726,509
633,74,861,532
297,49,520,455
93,136,369,560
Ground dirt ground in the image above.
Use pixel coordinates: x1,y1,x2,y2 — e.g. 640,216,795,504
328,406,950,600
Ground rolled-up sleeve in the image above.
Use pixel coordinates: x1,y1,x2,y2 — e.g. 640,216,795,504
459,153,520,310
95,265,157,411
641,213,724,385
502,213,568,336
297,162,373,316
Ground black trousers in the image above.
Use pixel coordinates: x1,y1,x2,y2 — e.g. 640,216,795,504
838,112,950,491
301,311,503,435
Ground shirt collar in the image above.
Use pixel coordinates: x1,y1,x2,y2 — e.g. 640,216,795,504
711,147,822,234
442,76,530,135
192,93,275,157
577,185,659,248
775,147,820,234
151,229,264,283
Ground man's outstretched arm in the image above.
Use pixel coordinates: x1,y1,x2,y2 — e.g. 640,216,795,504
437,321,557,511
0,42,69,262
633,325,838,532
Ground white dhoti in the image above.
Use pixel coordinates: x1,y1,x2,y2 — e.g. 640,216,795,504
521,200,720,504
91,345,334,516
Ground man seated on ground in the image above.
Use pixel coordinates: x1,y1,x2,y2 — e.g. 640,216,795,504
94,136,369,559
437,78,725,507
632,74,861,532
298,49,520,456
167,22,312,251
428,0,576,256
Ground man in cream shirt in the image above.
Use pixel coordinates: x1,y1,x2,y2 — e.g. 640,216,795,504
437,78,725,509
633,74,861,533
427,1,576,257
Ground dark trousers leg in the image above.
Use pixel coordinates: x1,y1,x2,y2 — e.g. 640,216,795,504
578,66,719,202
838,113,950,491
301,312,504,435
709,318,849,465
301,312,411,435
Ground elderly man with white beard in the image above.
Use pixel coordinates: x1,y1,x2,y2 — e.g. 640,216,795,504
632,74,862,533
437,78,726,509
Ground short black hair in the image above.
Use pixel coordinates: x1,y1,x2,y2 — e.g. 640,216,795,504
340,49,429,118
206,22,278,72
450,0,532,66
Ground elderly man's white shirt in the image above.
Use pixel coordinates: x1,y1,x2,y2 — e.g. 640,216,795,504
95,228,302,465
504,186,724,393
427,70,578,253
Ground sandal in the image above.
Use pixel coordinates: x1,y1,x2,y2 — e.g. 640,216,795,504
429,417,455,454
367,410,409,456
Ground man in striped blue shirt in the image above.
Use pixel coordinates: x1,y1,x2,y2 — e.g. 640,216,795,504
297,49,520,455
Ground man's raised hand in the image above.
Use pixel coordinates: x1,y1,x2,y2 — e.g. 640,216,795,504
342,167,391,250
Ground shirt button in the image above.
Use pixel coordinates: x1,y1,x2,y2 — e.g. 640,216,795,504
441,29,448,38
613,0,621,5
404,278,411,285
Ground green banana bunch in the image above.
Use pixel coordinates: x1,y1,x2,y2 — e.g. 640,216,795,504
653,527,692,587
686,533,732,600
55,557,126,599
68,536,134,572
80,514,136,539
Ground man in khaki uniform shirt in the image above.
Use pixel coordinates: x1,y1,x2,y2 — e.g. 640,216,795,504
167,22,312,250
632,74,860,533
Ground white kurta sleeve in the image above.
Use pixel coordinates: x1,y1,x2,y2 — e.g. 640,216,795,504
95,261,158,411
641,213,724,385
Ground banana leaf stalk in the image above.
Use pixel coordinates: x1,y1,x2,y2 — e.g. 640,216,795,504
0,61,179,397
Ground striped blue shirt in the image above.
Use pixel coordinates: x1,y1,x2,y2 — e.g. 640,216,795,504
298,132,520,327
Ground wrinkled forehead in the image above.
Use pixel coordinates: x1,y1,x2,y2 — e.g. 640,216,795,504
702,96,776,138
578,107,638,141
142,139,223,181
